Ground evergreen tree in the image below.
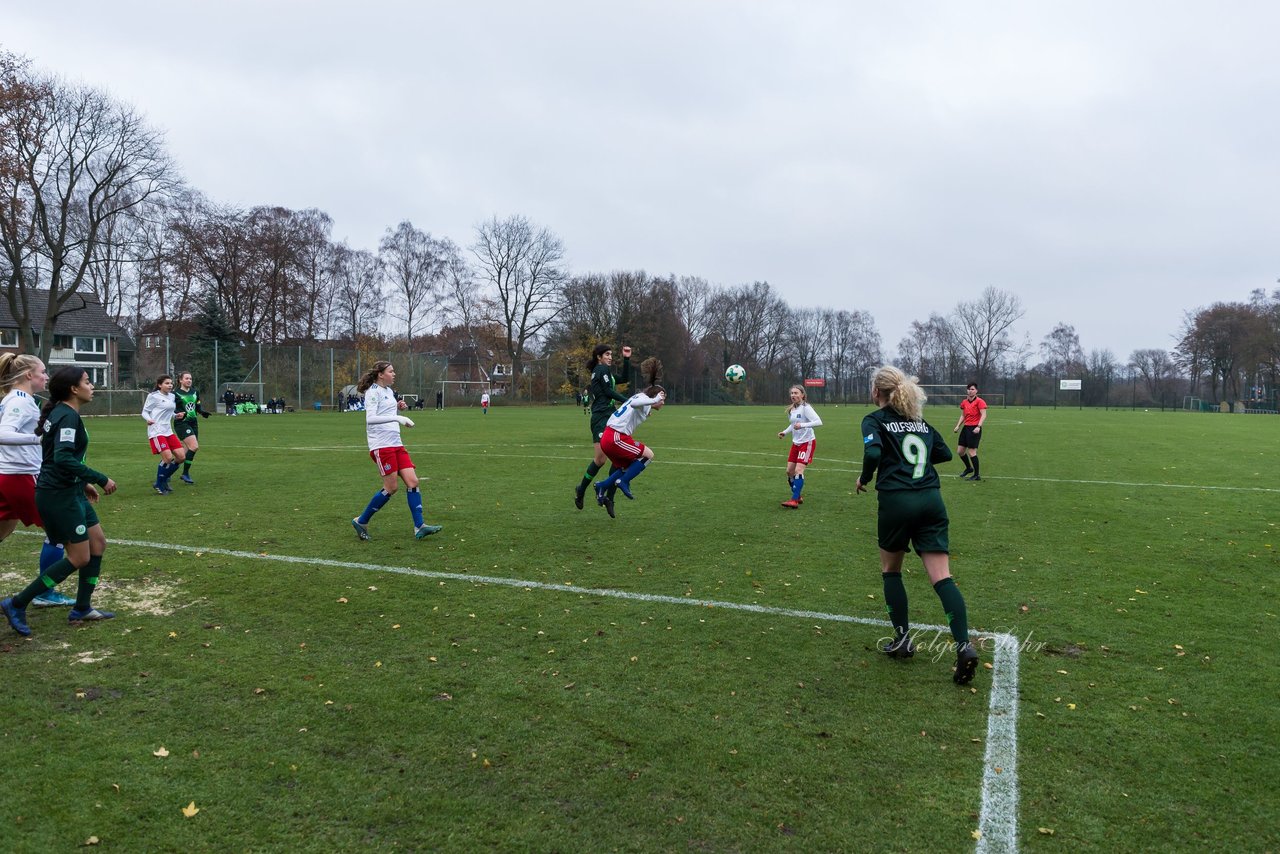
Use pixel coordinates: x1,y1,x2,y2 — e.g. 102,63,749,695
187,294,243,390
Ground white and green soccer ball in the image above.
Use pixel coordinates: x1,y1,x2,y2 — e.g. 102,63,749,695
724,364,746,384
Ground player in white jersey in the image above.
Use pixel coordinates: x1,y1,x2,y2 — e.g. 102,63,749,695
778,384,823,508
593,357,666,518
141,375,186,494
350,361,442,541
0,353,72,606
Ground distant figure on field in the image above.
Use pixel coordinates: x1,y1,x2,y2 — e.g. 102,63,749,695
952,382,987,481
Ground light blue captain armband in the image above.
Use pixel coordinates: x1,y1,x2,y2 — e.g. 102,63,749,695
863,433,874,444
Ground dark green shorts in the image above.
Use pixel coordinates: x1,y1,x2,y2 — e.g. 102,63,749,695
175,420,198,440
876,488,949,554
590,413,611,444
36,487,99,545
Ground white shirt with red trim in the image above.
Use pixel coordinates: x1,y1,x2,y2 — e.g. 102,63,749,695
0,389,43,474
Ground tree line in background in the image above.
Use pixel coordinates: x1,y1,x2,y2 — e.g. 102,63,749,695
4,49,1279,408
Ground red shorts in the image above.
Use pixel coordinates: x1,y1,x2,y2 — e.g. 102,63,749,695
370,446,415,475
788,440,815,465
601,427,646,468
150,434,183,454
0,473,41,526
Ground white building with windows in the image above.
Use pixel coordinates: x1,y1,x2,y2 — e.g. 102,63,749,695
0,289,135,387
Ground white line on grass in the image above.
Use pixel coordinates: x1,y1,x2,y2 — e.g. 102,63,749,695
251,443,1280,493
30,531,1019,853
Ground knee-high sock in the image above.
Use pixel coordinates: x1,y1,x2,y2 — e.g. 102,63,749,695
40,539,65,573
75,555,103,611
791,473,804,500
882,572,909,639
578,461,602,489
13,556,80,608
616,458,648,489
183,449,196,473
406,487,425,527
933,577,970,648
961,453,973,474
358,490,393,524
155,463,168,486
971,455,980,478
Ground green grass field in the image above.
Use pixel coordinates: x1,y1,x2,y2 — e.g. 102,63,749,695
1,403,1276,852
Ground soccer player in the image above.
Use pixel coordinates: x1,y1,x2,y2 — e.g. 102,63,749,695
572,344,632,509
2,367,118,637
778,384,822,509
350,361,442,541
174,372,212,484
141,375,186,494
480,391,490,414
855,366,978,685
593,357,665,518
952,382,988,481
0,354,71,607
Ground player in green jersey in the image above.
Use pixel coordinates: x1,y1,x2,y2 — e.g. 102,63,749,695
173,372,212,484
2,367,117,637
573,343,631,509
855,366,978,685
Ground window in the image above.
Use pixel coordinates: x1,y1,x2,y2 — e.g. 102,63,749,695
85,367,108,387
0,330,17,347
142,334,160,349
53,334,73,350
75,336,106,354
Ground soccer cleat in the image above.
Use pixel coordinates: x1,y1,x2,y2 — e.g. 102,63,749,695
797,496,803,505
883,633,915,659
31,590,76,608
616,480,634,500
603,492,616,518
780,499,800,509
594,483,608,506
574,483,586,510
181,474,195,484
959,471,973,479
68,607,115,623
415,524,443,539
969,476,982,482
153,483,166,495
2,597,31,636
160,481,174,494
953,643,979,684
351,518,370,541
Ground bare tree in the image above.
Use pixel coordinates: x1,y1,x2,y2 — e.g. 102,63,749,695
1129,348,1175,404
0,60,175,359
379,220,449,345
292,208,337,341
438,238,487,345
951,288,1025,387
471,214,567,398
331,242,384,340
1041,322,1084,376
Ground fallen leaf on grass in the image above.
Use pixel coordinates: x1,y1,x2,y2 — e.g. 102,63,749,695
181,801,199,818
971,830,981,840
1038,827,1055,835
983,662,994,670
337,597,348,604
84,836,100,846
153,747,169,758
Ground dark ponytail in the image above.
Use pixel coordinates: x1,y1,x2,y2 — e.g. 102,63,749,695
37,367,87,436
357,361,392,394
586,344,611,371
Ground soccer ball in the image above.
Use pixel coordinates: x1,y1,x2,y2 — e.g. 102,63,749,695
724,364,746,384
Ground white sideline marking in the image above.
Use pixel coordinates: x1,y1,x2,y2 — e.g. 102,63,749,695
22,530,1019,852
228,443,1280,494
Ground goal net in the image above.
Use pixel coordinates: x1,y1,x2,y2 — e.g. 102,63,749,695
436,379,492,409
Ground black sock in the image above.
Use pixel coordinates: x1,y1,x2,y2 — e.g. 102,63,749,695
75,555,102,611
579,461,602,489
882,572,909,638
962,456,973,473
972,456,980,477
933,577,970,648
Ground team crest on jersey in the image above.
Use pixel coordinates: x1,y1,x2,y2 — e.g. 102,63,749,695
60,428,76,442
75,525,87,536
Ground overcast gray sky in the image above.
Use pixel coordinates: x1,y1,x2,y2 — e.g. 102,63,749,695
5,1,1277,361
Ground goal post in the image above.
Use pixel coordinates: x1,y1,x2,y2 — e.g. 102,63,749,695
436,379,492,409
